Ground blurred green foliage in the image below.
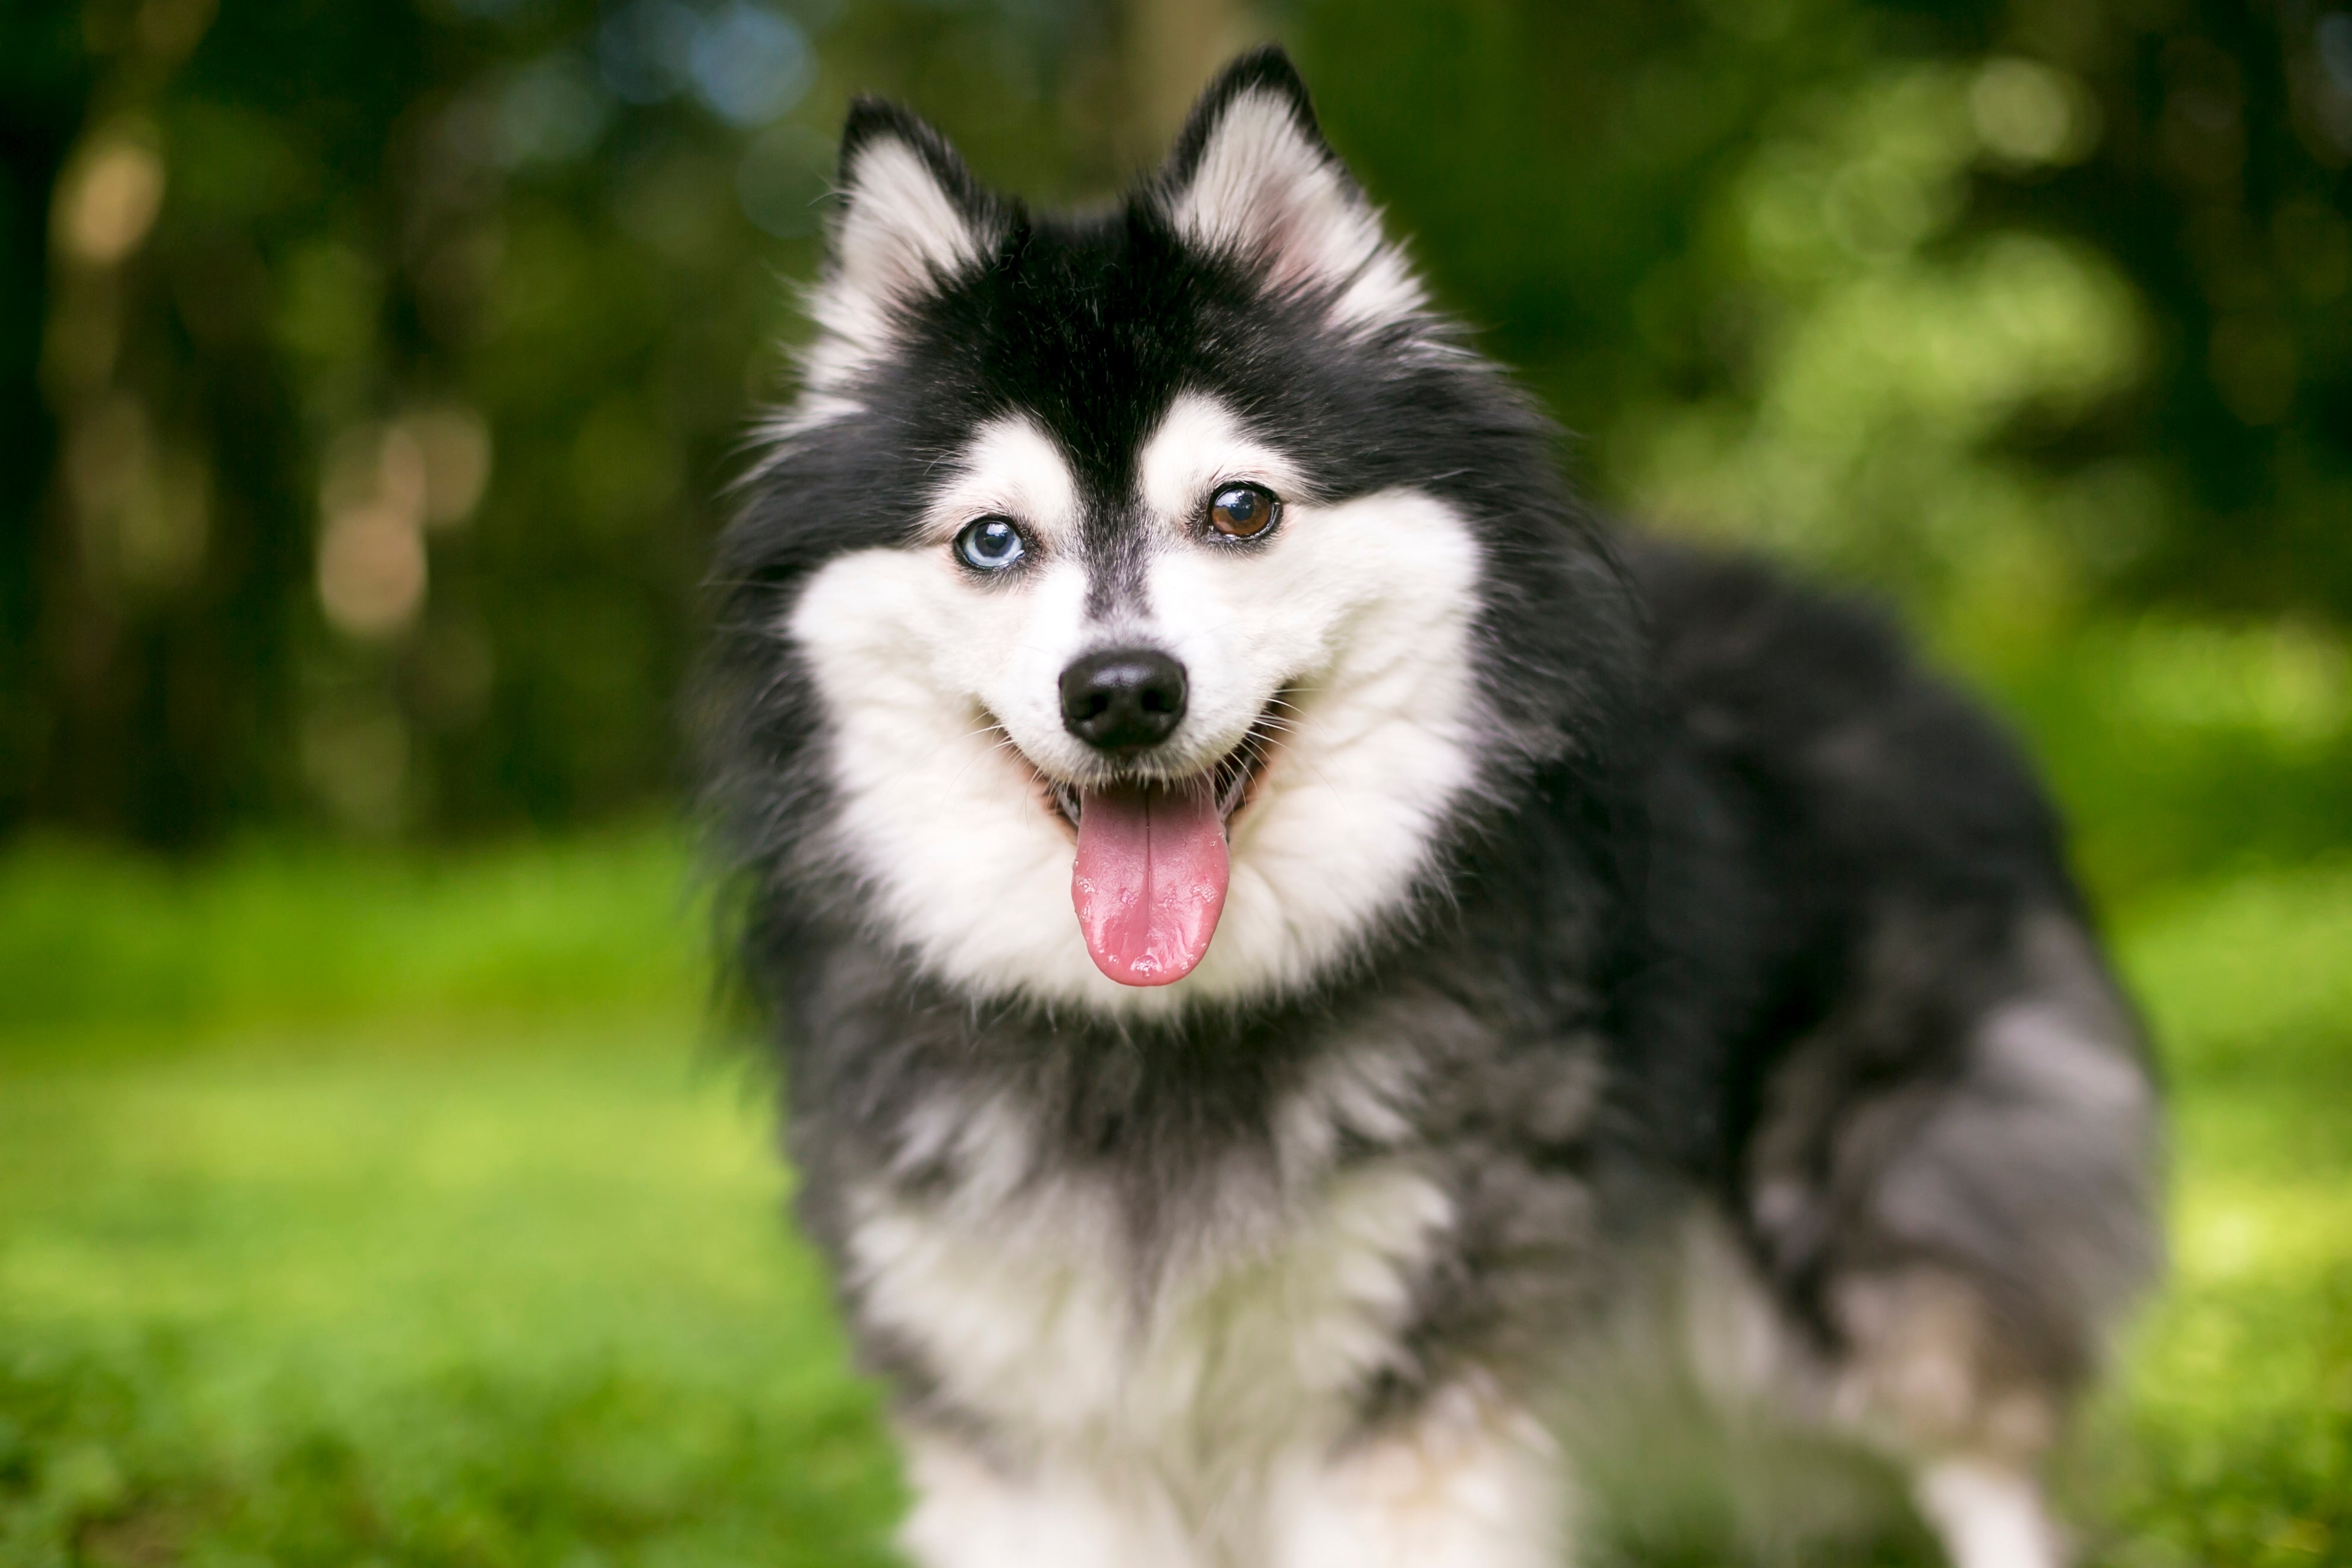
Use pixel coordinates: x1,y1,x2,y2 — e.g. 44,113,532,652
1980,614,2352,900
2,0,2347,848
1305,0,2352,621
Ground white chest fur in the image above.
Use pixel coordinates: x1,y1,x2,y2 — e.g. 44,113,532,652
845,1145,1455,1469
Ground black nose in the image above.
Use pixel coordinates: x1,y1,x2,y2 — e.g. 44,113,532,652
1060,648,1188,752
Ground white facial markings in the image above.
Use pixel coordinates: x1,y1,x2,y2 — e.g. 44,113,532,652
1130,393,1485,998
1136,392,1305,527
1115,392,1313,777
791,535,1094,995
1166,486,1482,998
1164,88,1427,333
920,414,1083,554
790,392,1485,1011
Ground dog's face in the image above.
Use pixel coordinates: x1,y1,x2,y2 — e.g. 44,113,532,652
732,53,1560,1014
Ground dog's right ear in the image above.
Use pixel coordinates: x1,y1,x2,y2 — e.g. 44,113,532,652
818,100,1001,343
1155,46,1424,330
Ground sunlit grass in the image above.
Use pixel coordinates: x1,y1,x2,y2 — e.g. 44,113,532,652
0,826,706,1037
0,830,902,1567
0,1026,901,1566
1,829,2347,1565
2082,863,2352,1568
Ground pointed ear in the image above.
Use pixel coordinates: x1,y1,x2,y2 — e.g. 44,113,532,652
1156,46,1424,327
814,100,1002,350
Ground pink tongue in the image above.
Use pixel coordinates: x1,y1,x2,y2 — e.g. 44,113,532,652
1070,782,1230,987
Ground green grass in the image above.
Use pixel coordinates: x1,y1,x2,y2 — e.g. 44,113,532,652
1,824,2347,1566
2085,868,2352,1568
0,829,706,1035
0,829,900,1567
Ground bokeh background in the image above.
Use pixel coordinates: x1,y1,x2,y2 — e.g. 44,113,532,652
3,0,2349,1563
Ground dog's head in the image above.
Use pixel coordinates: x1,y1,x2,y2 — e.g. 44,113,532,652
716,48,1630,1014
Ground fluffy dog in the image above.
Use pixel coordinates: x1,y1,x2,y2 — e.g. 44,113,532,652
703,46,2161,1568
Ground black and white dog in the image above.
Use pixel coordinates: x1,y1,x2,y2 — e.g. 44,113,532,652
704,47,2160,1568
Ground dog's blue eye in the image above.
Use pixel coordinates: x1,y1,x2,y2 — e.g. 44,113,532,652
956,516,1026,571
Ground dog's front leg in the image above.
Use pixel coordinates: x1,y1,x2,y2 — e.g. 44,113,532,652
896,1428,1204,1568
1266,1385,1570,1568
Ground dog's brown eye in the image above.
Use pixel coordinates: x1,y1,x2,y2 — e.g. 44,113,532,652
1207,482,1281,539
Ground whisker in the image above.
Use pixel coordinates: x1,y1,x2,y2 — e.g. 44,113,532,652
938,721,1023,793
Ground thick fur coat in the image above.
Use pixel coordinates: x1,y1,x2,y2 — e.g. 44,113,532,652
702,48,2161,1568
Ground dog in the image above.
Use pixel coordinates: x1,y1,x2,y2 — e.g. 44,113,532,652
702,46,2161,1568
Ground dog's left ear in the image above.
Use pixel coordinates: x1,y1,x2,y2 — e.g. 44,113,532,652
1156,46,1423,328
800,98,1004,389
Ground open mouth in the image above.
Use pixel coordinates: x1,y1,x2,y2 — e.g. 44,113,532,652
1039,701,1284,835
1005,698,1289,991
